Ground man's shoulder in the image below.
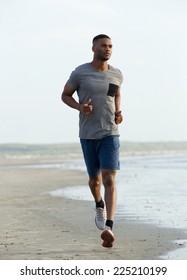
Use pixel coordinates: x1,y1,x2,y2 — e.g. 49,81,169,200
108,65,123,83
74,62,91,72
109,65,122,75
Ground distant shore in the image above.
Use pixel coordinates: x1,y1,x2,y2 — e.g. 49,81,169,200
0,141,187,167
0,155,187,260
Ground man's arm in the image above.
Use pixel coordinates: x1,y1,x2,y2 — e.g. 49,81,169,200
61,84,93,114
115,89,123,124
61,84,81,111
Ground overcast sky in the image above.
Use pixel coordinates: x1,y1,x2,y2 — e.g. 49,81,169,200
1,0,187,143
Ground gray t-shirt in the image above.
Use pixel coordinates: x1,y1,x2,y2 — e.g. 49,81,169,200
66,62,123,139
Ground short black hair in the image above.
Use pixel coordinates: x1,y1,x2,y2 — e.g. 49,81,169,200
92,34,111,44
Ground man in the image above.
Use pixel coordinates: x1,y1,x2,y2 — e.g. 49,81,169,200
61,34,123,247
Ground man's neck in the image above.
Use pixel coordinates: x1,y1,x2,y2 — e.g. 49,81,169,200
91,60,109,72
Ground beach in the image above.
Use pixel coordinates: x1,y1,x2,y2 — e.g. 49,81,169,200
0,142,187,260
0,143,187,260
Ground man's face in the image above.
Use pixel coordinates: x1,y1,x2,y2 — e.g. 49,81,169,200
93,38,113,61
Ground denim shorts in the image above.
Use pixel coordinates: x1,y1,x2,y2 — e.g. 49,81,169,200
80,135,120,177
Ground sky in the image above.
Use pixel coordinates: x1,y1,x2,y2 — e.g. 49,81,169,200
0,0,187,143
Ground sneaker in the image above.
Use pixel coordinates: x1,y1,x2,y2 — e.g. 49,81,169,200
95,205,106,230
101,227,115,248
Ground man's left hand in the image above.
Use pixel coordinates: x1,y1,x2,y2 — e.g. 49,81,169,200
115,111,123,124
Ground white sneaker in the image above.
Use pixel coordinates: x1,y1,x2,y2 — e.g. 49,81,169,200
95,205,106,230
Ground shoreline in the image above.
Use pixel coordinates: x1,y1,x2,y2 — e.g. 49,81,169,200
1,141,187,163
0,165,187,260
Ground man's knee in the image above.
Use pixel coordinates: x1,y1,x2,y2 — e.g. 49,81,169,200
89,176,101,188
102,169,116,188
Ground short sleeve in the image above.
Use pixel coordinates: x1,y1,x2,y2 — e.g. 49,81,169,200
118,69,123,87
66,69,79,90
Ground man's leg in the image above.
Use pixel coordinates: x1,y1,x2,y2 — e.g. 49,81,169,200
102,169,117,225
88,173,102,203
80,139,106,229
88,174,107,230
100,169,117,247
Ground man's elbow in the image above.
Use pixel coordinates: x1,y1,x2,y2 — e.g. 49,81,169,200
61,92,66,103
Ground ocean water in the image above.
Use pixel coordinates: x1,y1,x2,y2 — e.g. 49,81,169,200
48,153,187,259
49,154,187,229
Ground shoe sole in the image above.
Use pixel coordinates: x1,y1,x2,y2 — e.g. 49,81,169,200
101,229,115,248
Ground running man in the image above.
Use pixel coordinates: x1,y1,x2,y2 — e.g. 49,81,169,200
61,34,123,247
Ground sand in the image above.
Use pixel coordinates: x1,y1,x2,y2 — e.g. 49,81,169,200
0,161,186,260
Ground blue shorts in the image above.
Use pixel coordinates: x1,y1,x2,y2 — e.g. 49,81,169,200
80,135,120,177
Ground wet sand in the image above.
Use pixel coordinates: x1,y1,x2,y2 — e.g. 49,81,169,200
0,162,186,260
